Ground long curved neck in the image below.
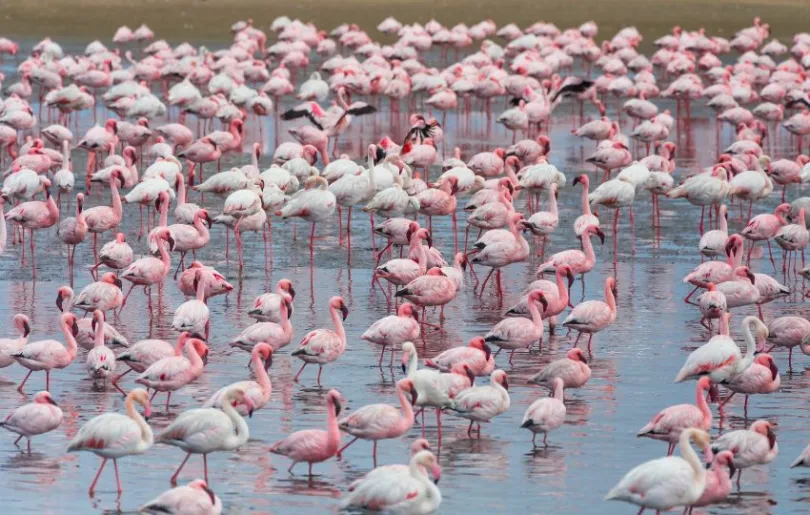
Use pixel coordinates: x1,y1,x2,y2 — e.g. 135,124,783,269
252,353,272,395
678,432,707,487
741,320,756,362
406,349,418,377
397,385,415,421
46,196,59,222
527,295,544,327
0,204,6,254
548,187,558,217
552,381,564,400
193,214,209,241
159,199,168,227
582,232,596,262
158,239,171,273
176,176,187,206
367,159,376,192
326,399,340,450
505,162,519,186
186,343,204,372
330,305,345,342
696,382,711,425
126,398,154,446
719,211,727,233
195,274,207,302
93,319,104,348
555,270,569,308
110,179,122,218
604,282,616,314
61,319,78,359
221,397,249,446
411,236,426,270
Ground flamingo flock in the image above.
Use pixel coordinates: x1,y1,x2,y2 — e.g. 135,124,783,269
2,12,810,515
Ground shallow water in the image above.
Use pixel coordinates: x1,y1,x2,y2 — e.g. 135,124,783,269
0,24,809,515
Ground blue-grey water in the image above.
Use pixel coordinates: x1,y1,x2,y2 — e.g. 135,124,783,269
0,33,808,515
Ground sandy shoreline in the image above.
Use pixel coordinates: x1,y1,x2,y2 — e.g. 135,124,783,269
0,0,808,45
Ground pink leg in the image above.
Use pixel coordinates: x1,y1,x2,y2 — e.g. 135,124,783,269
372,441,378,467
316,366,323,385
88,458,108,496
293,363,307,382
170,453,191,485
165,391,172,411
16,370,33,393
45,370,50,391
337,436,359,458
113,459,122,493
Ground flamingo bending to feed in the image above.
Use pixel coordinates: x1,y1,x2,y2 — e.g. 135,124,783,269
528,348,591,391
0,314,31,369
424,336,494,377
637,376,713,456
269,389,342,476
521,377,566,447
710,419,778,489
157,385,254,485
339,450,442,513
337,378,417,466
484,290,548,363
203,343,273,416
450,369,510,437
140,479,222,515
67,389,153,495
605,428,711,513
562,276,618,351
86,310,117,388
0,391,62,453
13,313,79,393
135,335,209,411
361,302,421,367
114,334,186,391
291,296,348,385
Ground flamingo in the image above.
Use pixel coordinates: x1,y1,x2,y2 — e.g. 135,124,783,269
723,353,780,415
13,312,78,393
140,479,222,515
699,204,728,258
86,310,117,388
637,376,713,456
277,176,337,257
56,192,87,275
0,314,30,368
0,391,62,453
204,343,273,416
741,202,789,268
424,336,494,377
361,302,421,368
157,385,253,485
269,389,342,476
72,272,123,314
521,377,566,447
91,232,133,279
450,369,510,437
4,181,59,277
528,348,591,391
711,419,778,489
247,279,296,323
484,290,548,363
337,378,417,466
135,336,209,411
686,450,734,513
562,276,618,351
84,169,124,266
67,389,153,495
765,316,810,370
291,296,348,384
120,228,174,307
395,268,458,329
229,294,294,353
605,428,710,512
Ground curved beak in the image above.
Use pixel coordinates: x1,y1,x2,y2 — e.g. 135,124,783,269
482,342,492,361
425,233,433,248
114,277,123,289
573,176,582,186
746,270,756,284
340,304,349,321
410,388,418,406
56,292,64,312
501,377,509,391
578,353,589,364
595,228,606,244
46,396,58,406
71,320,79,337
465,366,475,385
23,320,31,337
288,285,296,300
167,234,176,251
332,397,342,417
566,268,575,289
538,293,548,311
769,360,778,381
728,459,736,479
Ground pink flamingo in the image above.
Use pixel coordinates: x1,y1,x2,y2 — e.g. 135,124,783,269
204,118,244,169
765,316,810,370
528,348,591,391
91,232,133,279
710,419,777,489
203,343,273,416
229,294,294,353
361,302,421,367
682,235,742,304
425,336,494,377
120,227,174,307
84,169,124,267
177,138,221,189
723,353,780,415
697,283,727,332
395,268,458,329
346,439,432,492
13,312,78,393
135,335,209,411
140,479,222,514
686,450,734,513
157,385,253,485
4,181,59,277
470,212,529,296
637,376,713,455
276,176,337,258
73,272,124,314
484,290,547,363
0,314,30,369
450,369,510,437
0,391,62,452
521,377,566,447
176,262,233,299
114,333,191,391
416,175,459,242
572,175,601,235
505,134,551,165
86,310,118,388
172,268,212,340
269,389,342,476
56,192,87,276
248,279,296,323
67,389,152,496
585,141,632,179
536,224,604,283
563,276,618,351
337,378,417,466
375,227,430,297
741,203,790,268
292,296,348,384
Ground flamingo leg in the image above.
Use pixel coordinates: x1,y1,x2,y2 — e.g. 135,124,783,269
293,363,307,382
337,436,359,458
170,453,191,485
88,458,108,496
112,459,122,493
203,454,209,484
16,370,33,393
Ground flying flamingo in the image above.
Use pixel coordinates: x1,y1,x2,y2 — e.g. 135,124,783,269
562,276,618,351
521,377,566,447
606,429,711,513
157,385,253,485
135,335,209,411
203,343,273,416
269,389,342,476
67,389,153,496
13,312,78,393
292,296,348,384
637,376,713,455
337,378,417,466
0,391,62,453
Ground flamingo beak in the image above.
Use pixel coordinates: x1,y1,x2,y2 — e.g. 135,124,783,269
332,397,342,417
114,277,123,289
465,366,475,385
501,377,509,391
46,396,58,406
288,285,296,299
769,360,778,380
71,320,79,337
431,464,442,484
482,342,492,361
728,459,736,479
746,270,756,284
538,294,548,311
566,269,575,288
23,321,30,337
596,229,606,244
426,233,433,248
56,292,64,312
410,387,418,406
340,304,349,321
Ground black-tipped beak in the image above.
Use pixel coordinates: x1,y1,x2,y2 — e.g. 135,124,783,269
46,396,58,406
23,321,31,337
426,234,433,248
725,240,736,256
401,363,407,374
596,229,606,244
566,269,575,288
482,342,491,361
538,294,548,311
91,318,97,332
333,397,342,417
501,377,509,391
167,234,176,251
204,213,213,227
573,176,582,186
410,388,418,406
747,271,756,284
264,354,273,371
114,277,123,289
248,408,254,418
71,320,79,337
288,285,296,299
56,293,64,312
579,354,589,364
285,299,293,318
465,366,475,385
728,460,736,479
340,304,349,321
202,485,216,506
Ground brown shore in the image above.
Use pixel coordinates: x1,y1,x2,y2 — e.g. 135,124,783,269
0,0,808,46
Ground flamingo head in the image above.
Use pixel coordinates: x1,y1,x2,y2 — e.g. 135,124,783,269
713,450,735,477
329,296,349,321
278,278,295,300
414,451,441,484
606,276,618,297
198,209,213,228
560,264,575,288
61,312,79,337
33,391,58,406
255,342,274,371
76,193,84,211
567,348,588,364
327,389,342,416
528,289,549,312
751,420,777,449
13,314,31,337
573,174,589,187
55,286,74,312
398,378,418,406
410,439,431,455
455,252,467,271
736,266,756,284
101,272,123,290
587,224,606,244
90,309,105,333
493,369,509,391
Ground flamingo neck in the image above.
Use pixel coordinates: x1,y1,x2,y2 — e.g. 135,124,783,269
326,398,340,452
195,274,207,302
397,383,415,422
158,199,169,227
93,319,105,349
678,431,707,487
411,235,427,271
548,187,558,218
252,352,272,397
527,294,544,328
552,380,564,400
158,239,171,274
604,282,617,315
0,204,7,254
696,382,712,425
555,270,569,309
366,158,376,192
126,397,154,446
221,392,249,446
719,210,727,233
330,305,346,343
194,214,210,243
110,179,122,219
406,348,418,377
741,319,757,363
176,175,187,206
582,232,596,264
46,195,59,223
61,319,78,360
504,162,519,186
